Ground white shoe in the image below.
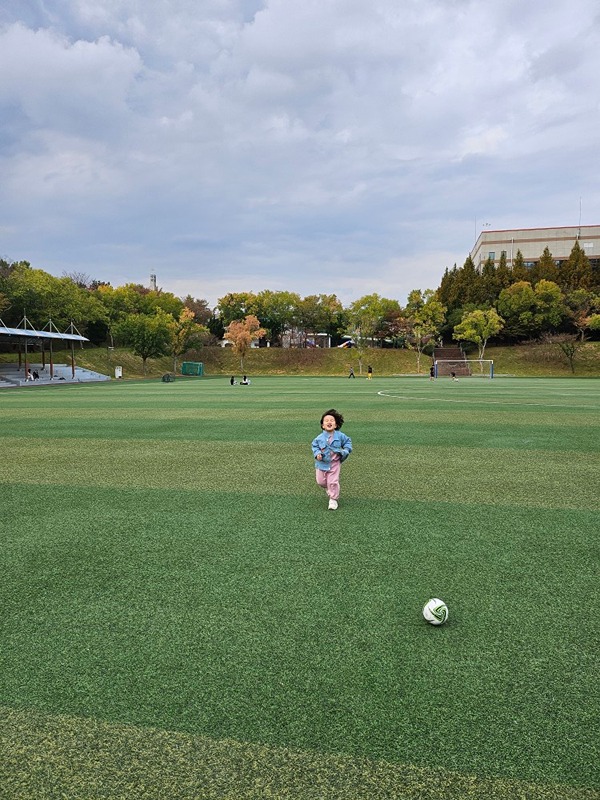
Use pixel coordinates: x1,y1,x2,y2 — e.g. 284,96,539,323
328,499,338,510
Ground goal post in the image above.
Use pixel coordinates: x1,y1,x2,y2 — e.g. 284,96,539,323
434,359,494,378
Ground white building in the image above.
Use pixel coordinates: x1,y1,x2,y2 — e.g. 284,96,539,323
470,225,600,269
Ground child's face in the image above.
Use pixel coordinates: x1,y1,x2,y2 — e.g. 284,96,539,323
322,414,337,432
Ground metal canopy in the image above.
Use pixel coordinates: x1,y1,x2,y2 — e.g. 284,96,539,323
0,325,88,343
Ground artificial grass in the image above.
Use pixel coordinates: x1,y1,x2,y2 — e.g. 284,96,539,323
2,706,598,800
1,376,599,796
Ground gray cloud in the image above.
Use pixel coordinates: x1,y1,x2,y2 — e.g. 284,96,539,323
1,0,599,308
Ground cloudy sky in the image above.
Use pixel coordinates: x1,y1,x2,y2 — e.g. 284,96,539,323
1,0,599,308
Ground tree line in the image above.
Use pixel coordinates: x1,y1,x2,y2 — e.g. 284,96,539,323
1,241,599,372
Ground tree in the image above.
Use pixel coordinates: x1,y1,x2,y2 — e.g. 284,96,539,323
530,247,559,285
224,315,266,371
217,292,257,327
169,307,208,372
453,308,504,360
511,250,529,283
62,270,92,289
401,289,446,373
543,333,584,374
559,241,592,293
182,295,212,325
296,294,345,345
114,310,174,375
253,289,300,346
565,289,599,340
346,294,396,372
497,280,566,340
533,279,567,333
5,263,107,332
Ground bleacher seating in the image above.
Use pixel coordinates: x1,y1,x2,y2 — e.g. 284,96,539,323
0,363,110,388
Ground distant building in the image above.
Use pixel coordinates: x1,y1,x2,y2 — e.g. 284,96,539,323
470,225,600,270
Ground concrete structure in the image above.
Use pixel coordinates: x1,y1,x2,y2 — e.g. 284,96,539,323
470,225,600,269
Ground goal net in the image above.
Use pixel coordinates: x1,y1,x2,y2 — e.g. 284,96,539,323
434,359,494,378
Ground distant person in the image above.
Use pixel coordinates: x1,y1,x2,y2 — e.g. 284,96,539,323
241,376,250,385
26,369,34,381
348,367,355,378
429,365,435,381
230,376,237,385
367,365,373,380
451,371,459,382
32,370,40,380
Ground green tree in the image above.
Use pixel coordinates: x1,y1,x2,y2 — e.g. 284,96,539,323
496,251,512,292
497,280,565,340
531,247,559,285
453,255,481,307
296,294,345,345
253,290,301,346
453,308,504,360
169,307,208,372
559,241,593,292
217,292,258,327
401,289,446,373
534,279,567,332
510,250,529,283
114,310,174,375
480,257,499,306
224,315,267,371
6,263,107,332
347,294,394,372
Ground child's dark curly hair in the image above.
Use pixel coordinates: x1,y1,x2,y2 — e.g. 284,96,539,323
320,408,344,429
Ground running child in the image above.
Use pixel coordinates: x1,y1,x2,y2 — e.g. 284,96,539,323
311,408,352,510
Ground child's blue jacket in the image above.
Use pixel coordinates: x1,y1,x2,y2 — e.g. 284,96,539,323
311,430,352,472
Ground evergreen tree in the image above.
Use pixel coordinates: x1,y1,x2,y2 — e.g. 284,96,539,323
480,256,498,306
511,249,529,283
496,251,512,292
559,241,592,292
437,265,461,311
532,247,559,285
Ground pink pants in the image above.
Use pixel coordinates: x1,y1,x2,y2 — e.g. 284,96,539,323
315,457,341,500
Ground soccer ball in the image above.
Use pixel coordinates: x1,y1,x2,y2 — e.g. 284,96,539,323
422,598,448,625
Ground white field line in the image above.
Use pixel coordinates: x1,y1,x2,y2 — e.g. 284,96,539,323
376,390,600,411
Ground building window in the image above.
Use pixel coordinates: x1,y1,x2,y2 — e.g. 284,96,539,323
501,250,507,258
488,251,495,261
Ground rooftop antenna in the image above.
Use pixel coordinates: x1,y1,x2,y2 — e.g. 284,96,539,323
578,197,582,238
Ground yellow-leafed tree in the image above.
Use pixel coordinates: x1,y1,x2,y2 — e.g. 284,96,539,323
225,315,267,371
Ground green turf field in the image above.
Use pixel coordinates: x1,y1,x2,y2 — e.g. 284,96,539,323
1,376,599,799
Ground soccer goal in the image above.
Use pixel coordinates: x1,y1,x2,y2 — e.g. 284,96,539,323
434,359,494,378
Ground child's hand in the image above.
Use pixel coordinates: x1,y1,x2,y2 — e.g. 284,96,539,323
316,453,323,460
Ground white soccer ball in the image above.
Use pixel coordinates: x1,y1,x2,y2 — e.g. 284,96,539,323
422,598,448,625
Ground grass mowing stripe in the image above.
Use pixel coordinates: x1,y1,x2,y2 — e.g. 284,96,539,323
1,437,598,510
2,706,598,800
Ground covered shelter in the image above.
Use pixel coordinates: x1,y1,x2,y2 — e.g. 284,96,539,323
0,317,88,380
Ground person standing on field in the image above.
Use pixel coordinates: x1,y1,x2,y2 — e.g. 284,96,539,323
367,365,373,380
